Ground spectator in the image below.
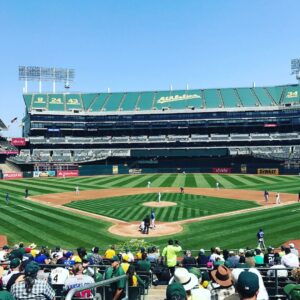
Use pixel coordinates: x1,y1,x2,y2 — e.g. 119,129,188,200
181,250,197,270
254,249,264,265
104,255,126,300
147,246,160,264
245,250,256,268
10,261,55,300
166,282,186,300
0,245,11,262
236,271,260,300
162,240,182,276
282,247,299,268
264,246,275,266
120,254,131,274
136,253,151,272
127,265,145,288
169,267,210,299
226,251,240,268
289,243,299,257
136,247,146,260
197,249,209,266
267,253,288,279
208,265,235,299
64,263,94,298
105,245,116,259
279,245,286,257
89,246,103,265
284,267,300,299
2,258,21,287
0,280,14,300
210,247,224,263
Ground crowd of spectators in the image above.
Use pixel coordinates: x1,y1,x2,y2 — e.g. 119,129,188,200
0,241,299,300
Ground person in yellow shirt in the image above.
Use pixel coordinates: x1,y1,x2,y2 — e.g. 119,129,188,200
105,245,116,259
162,240,182,276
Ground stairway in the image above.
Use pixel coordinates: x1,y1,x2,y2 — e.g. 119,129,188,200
0,161,21,173
145,285,167,300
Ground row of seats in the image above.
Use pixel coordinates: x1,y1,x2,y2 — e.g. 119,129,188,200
29,132,300,145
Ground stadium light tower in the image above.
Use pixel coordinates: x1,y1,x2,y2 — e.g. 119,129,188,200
291,59,300,84
18,66,75,93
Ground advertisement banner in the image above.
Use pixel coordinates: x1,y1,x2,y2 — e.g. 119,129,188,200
257,168,279,175
0,150,18,155
11,138,26,146
3,172,23,180
57,170,79,177
212,168,232,173
33,171,56,178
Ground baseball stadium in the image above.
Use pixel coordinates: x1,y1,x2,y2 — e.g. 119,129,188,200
1,82,300,299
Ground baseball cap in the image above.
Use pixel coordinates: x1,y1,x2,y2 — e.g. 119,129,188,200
237,271,259,298
289,243,295,248
166,282,186,300
111,255,120,262
25,261,40,276
10,258,21,268
2,245,10,250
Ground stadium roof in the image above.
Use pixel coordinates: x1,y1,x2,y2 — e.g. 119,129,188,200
23,84,300,113
0,118,7,130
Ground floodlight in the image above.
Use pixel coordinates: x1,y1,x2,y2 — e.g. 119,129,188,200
18,66,75,93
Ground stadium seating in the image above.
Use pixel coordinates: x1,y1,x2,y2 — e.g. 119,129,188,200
203,89,222,108
236,88,258,107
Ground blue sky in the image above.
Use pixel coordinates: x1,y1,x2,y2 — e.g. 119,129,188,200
0,0,299,136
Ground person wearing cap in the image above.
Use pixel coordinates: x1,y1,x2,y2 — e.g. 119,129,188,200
120,254,131,273
166,282,186,300
267,253,288,278
207,265,235,299
289,243,299,257
263,246,275,266
2,258,21,287
64,263,94,298
282,247,299,268
210,247,224,264
236,271,260,300
169,267,211,299
10,261,55,300
162,240,182,276
197,249,209,266
104,255,126,300
226,251,240,268
0,245,11,262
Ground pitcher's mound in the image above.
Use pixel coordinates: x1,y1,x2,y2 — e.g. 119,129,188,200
109,221,183,237
143,201,177,207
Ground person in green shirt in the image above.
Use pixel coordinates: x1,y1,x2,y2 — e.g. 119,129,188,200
162,240,182,276
105,255,126,300
136,253,151,272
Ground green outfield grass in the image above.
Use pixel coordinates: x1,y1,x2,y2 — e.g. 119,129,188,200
64,193,259,222
0,173,299,250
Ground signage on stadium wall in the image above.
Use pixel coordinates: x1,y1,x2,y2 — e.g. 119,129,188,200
0,150,18,155
3,172,23,180
157,93,201,104
212,168,232,173
10,138,26,146
33,171,56,178
257,168,279,175
112,165,119,175
57,170,79,177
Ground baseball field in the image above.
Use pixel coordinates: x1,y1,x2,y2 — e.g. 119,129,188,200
0,173,299,251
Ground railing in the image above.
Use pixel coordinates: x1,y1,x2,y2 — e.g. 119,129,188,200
65,275,128,300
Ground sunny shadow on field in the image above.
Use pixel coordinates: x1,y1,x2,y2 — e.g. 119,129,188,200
64,193,259,222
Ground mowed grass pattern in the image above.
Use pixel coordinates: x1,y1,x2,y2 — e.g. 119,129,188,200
0,173,299,249
64,193,259,222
